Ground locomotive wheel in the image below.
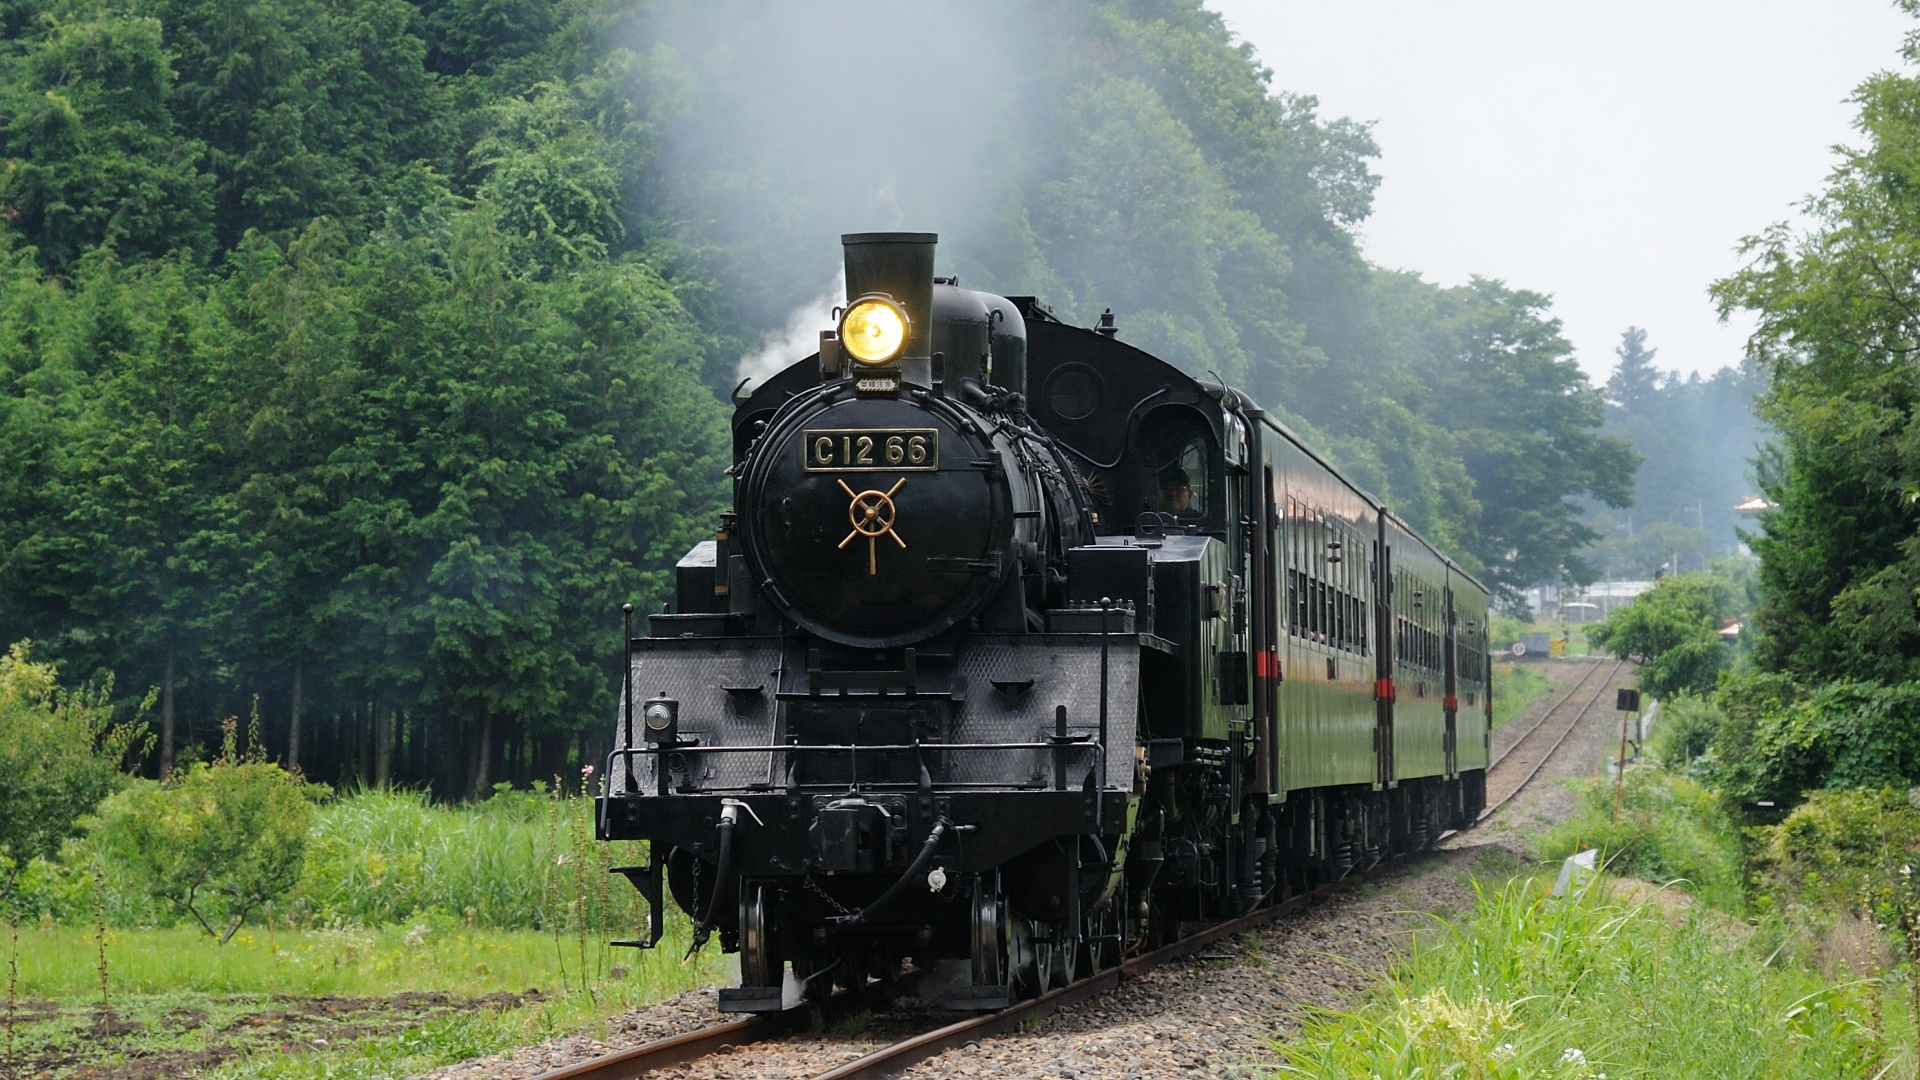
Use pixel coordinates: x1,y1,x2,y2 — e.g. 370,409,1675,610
1010,918,1048,998
739,880,781,988
970,875,1009,992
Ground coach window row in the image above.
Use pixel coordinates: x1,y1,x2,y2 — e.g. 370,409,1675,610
1284,497,1368,655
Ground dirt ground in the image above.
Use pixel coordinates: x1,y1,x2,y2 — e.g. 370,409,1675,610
5,990,540,1079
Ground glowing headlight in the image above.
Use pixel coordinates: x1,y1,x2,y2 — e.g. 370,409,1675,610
840,297,908,365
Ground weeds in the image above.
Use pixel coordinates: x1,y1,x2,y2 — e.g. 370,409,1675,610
1539,766,1745,911
1276,875,1882,1077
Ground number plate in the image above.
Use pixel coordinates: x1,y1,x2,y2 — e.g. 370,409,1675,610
802,428,940,472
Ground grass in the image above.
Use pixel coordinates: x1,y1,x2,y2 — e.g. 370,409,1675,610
1539,765,1745,912
4,918,733,1078
1275,874,1893,1078
23,787,650,932
1490,661,1552,729
5,788,738,1078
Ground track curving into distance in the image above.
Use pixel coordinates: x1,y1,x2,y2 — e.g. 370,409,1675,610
1478,658,1626,823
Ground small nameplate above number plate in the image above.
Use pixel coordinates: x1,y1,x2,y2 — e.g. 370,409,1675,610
803,428,940,472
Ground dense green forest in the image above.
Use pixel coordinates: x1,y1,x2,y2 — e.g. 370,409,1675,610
0,0,1635,794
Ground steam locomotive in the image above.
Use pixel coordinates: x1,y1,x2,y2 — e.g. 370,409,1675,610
597,232,1490,1012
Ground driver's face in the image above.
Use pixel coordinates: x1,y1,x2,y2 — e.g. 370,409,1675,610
1160,482,1192,513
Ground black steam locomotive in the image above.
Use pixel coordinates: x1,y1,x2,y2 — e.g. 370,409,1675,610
597,232,1491,1012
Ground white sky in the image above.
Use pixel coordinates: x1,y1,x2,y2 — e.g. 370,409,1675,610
1205,1,1914,380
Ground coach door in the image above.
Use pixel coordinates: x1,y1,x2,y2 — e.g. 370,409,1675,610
1442,587,1458,779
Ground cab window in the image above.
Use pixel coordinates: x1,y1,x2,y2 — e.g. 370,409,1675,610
1139,409,1212,519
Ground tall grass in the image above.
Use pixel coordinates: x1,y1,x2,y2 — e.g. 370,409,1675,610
1491,661,1551,729
292,787,641,931
24,787,651,934
1539,766,1745,911
1277,876,1889,1078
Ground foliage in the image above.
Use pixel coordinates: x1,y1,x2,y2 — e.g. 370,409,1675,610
1758,787,1920,918
1588,571,1735,698
19,786,650,938
1277,875,1880,1078
1712,7,1920,687
1538,767,1745,912
1709,673,1920,809
90,728,316,942
1650,692,1722,770
291,787,642,931
0,640,145,892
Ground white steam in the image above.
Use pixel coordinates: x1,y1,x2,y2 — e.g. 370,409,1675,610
736,270,844,388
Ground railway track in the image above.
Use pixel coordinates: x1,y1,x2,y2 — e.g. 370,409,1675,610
1479,657,1626,822
532,660,1629,1080
529,867,1386,1080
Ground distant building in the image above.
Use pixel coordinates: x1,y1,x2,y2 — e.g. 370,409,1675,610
1525,580,1655,621
1733,495,1775,516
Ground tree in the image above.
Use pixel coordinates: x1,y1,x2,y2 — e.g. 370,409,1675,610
50,254,227,779
1607,327,1661,410
1419,280,1641,600
0,641,146,893
0,13,216,272
1589,573,1734,699
1711,12,1920,684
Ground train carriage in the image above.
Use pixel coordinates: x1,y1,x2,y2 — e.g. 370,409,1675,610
597,231,1490,1012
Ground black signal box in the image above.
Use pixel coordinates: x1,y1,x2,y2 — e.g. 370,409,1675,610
1616,688,1642,713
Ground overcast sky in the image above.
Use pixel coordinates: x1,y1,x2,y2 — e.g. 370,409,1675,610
1205,1,1913,381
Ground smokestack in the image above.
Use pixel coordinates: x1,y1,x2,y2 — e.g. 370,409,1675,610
842,232,936,364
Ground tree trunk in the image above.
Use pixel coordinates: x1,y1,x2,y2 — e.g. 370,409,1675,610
287,659,304,772
374,698,393,790
472,709,495,799
159,641,177,781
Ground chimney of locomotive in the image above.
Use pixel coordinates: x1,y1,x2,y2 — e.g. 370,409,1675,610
841,232,937,388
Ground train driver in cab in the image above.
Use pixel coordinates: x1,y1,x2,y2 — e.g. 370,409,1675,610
1158,467,1195,514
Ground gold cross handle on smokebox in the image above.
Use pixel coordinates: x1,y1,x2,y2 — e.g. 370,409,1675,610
838,477,907,575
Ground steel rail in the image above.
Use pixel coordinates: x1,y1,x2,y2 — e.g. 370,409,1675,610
526,861,1390,1080
809,867,1394,1079
1478,658,1625,823
528,1015,774,1080
1488,657,1608,772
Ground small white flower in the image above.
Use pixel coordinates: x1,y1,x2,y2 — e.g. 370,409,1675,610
1561,1047,1587,1065
582,764,596,776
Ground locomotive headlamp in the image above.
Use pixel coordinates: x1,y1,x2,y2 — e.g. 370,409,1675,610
641,694,678,746
840,296,908,365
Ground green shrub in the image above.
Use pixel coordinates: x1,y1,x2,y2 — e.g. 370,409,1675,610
1760,787,1920,916
0,640,146,896
1710,672,1920,808
1538,767,1744,911
92,739,315,942
1650,691,1721,770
